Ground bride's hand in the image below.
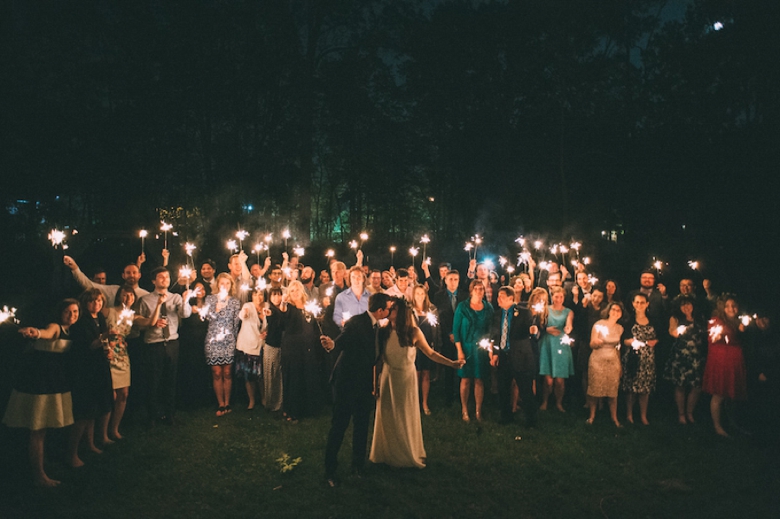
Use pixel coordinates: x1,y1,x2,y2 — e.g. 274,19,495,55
453,359,466,369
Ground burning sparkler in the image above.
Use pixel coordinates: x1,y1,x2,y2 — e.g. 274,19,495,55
226,239,238,253
139,229,148,253
48,229,67,249
420,234,430,259
0,306,19,325
389,246,396,266
160,222,173,250
235,230,249,251
425,312,438,327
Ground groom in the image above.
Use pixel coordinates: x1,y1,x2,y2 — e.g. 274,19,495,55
320,292,394,487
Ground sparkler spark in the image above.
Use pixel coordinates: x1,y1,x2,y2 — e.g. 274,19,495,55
349,240,358,250
117,307,135,327
326,249,335,258
676,325,688,336
160,222,173,232
409,247,419,257
499,256,508,267
264,233,273,243
293,246,305,257
464,243,473,252
570,242,581,251
325,287,334,297
653,260,663,271
515,237,525,246
341,311,352,322
226,239,238,252
0,305,19,325
560,334,574,346
532,302,545,314
688,260,699,270
198,305,210,320
304,300,323,318
48,229,66,248
739,315,751,326
236,230,249,241
282,230,291,240
594,324,609,337
709,324,723,341
255,278,267,291
218,288,229,301
359,232,369,242
425,312,438,326
583,257,591,265
478,339,493,351
420,235,430,244
533,240,543,250
185,243,197,256
240,283,250,292
179,266,193,280
631,339,646,350
139,230,148,238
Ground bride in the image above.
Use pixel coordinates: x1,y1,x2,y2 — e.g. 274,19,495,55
369,298,465,468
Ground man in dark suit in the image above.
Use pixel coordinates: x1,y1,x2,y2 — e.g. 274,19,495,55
320,292,394,487
489,286,540,426
432,269,468,406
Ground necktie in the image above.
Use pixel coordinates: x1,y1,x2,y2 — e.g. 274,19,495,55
159,296,170,339
450,292,456,312
500,311,508,350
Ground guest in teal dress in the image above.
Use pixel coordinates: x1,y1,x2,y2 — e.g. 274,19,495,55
453,280,494,422
538,286,574,412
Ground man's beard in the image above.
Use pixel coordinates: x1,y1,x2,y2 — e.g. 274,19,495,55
301,276,313,284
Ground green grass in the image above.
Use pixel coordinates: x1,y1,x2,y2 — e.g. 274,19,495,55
1,390,777,519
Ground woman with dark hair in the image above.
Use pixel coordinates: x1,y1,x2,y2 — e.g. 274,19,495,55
702,295,748,437
453,279,494,422
664,296,707,424
369,298,464,468
4,299,79,487
587,302,624,426
68,288,113,467
178,279,211,409
604,280,622,305
412,284,439,415
263,287,284,412
621,292,658,425
102,284,140,439
204,273,241,416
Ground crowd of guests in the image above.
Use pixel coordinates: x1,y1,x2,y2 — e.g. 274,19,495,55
2,244,778,487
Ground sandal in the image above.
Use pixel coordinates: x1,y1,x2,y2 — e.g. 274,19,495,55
216,406,226,417
224,405,232,414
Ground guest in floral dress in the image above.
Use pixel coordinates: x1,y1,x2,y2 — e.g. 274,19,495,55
621,293,658,425
664,296,706,425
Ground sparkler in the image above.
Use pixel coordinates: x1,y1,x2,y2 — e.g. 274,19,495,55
0,306,19,325
178,266,193,288
583,257,591,265
532,302,545,314
409,247,419,268
533,240,543,251
594,324,609,337
184,243,197,266
198,304,210,321
478,338,494,353
631,339,646,350
558,244,568,266
688,260,699,270
218,287,229,302
499,256,508,268
739,315,752,327
293,246,305,257
676,325,688,336
282,229,291,252
570,241,581,260
389,246,396,266
253,243,263,264
139,230,148,253
359,232,369,250
506,265,515,275
160,222,173,250
560,334,574,346
240,283,250,293
235,230,249,251
117,307,135,328
341,311,352,323
325,287,334,298
550,244,559,255
48,229,67,249
326,249,335,259
349,240,358,251
473,235,482,260
587,274,599,285
464,242,474,260
515,236,526,247
539,261,550,271
264,233,273,259
420,234,430,259
425,312,438,327
304,300,324,334
226,239,238,253
255,278,267,291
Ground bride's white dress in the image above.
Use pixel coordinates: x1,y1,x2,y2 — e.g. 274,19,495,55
369,330,426,468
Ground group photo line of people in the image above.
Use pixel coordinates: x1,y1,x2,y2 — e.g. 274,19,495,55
2,237,777,488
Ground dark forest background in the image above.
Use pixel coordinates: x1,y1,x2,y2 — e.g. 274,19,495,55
1,0,778,313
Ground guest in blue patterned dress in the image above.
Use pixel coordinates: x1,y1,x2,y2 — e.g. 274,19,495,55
538,286,574,412
453,280,494,422
204,273,241,416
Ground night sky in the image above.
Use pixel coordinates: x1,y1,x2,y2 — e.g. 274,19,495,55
1,0,778,314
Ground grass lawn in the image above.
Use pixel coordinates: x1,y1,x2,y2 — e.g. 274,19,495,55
1,388,777,519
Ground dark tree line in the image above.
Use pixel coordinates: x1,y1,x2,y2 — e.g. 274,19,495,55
1,0,778,305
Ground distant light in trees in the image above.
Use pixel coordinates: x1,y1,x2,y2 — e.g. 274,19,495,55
428,196,435,202
713,21,724,31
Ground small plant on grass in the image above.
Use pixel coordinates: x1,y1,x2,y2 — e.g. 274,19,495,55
276,453,302,473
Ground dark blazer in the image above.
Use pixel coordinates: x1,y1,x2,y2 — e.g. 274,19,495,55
433,289,468,340
329,312,383,394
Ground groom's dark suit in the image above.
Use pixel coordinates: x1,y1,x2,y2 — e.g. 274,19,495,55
324,311,383,478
